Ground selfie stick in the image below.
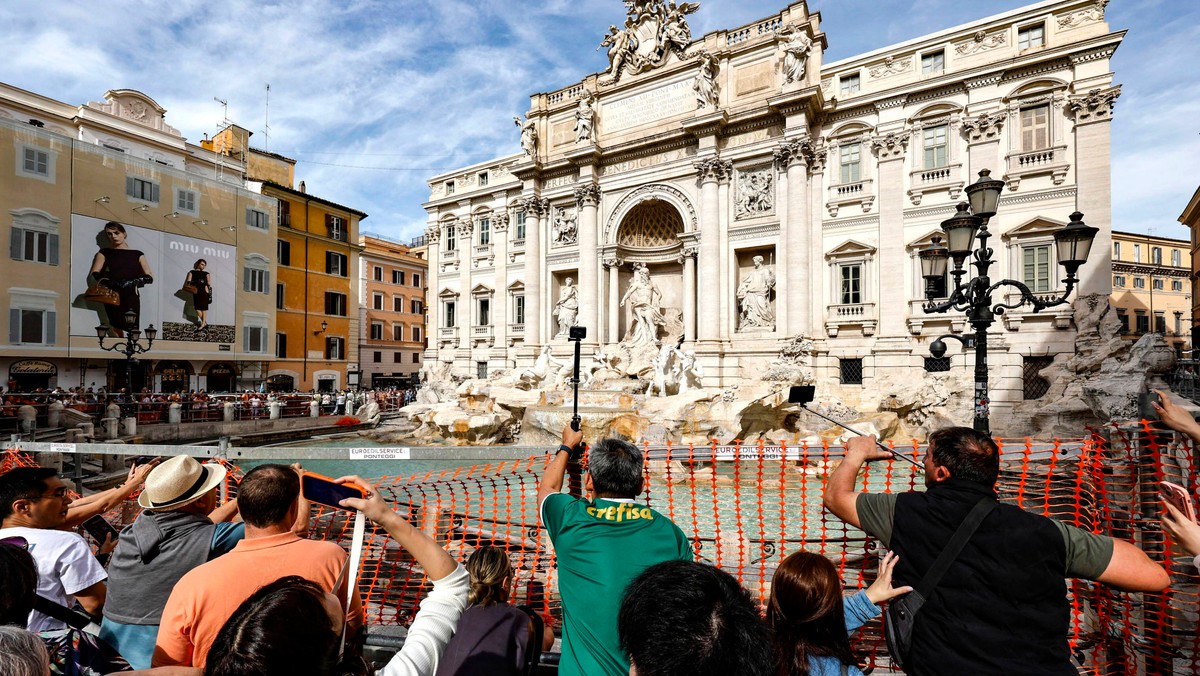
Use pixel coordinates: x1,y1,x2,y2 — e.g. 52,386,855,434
567,327,586,497
797,403,923,468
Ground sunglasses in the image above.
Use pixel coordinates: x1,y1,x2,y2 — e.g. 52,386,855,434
0,535,29,550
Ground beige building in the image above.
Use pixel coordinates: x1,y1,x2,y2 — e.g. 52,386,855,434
422,0,1122,428
358,233,427,388
0,84,277,393
1110,231,1191,355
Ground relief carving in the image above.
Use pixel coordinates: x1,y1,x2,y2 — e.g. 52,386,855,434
868,56,911,79
955,30,1006,56
735,168,775,220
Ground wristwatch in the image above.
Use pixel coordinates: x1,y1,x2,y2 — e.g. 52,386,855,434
558,444,574,455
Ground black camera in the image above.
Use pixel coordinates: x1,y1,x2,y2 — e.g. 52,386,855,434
568,326,587,340
787,385,815,405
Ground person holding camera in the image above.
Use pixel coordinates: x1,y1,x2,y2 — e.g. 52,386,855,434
153,464,360,670
537,426,693,676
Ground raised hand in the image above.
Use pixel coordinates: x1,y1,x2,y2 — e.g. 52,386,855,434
865,551,914,605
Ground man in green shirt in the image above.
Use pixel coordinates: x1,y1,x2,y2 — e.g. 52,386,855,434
538,427,693,676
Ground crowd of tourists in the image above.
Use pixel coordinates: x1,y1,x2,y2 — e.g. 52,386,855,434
0,390,1196,675
0,387,417,427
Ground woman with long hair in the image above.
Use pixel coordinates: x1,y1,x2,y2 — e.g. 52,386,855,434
89,221,153,337
435,546,552,676
184,259,213,330
768,551,911,676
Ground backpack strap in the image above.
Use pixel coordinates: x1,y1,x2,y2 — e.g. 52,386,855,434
516,605,544,676
913,496,997,599
32,595,93,630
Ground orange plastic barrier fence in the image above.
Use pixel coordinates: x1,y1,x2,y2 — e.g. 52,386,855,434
3,424,1197,674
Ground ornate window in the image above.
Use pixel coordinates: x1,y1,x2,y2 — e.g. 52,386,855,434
9,288,57,345
1017,23,1045,50
921,51,944,75
839,143,862,184
9,209,60,265
1022,245,1051,293
243,254,270,294
839,73,860,96
825,240,877,337
1020,106,1049,151
16,144,55,183
923,125,948,169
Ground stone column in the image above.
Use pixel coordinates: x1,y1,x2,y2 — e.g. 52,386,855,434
802,138,829,337
522,197,548,347
774,141,810,336
680,246,698,342
575,184,602,345
605,257,623,344
423,224,441,357
871,132,910,338
1068,86,1120,296
960,111,1005,184
694,158,732,344
457,220,473,351
493,214,509,350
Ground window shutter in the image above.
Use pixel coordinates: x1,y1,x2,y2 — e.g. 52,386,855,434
125,176,136,197
246,208,254,228
9,309,20,344
243,327,251,352
47,234,59,265
45,311,55,345
340,255,348,277
325,251,333,274
10,228,22,260
243,267,252,291
151,182,160,203
262,271,270,292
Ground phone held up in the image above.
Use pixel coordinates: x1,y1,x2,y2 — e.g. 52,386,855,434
787,385,816,405
80,515,120,544
1161,481,1197,523
301,472,367,512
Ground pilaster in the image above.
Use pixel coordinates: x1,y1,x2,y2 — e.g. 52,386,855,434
1068,85,1120,296
574,183,602,346
694,157,732,344
870,132,909,339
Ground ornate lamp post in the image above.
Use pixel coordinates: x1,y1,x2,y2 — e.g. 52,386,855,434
919,169,1099,434
96,309,157,396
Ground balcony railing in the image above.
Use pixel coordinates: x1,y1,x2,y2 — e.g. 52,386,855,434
825,303,877,337
1003,145,1069,189
474,244,492,255
438,327,459,341
907,163,963,205
825,179,875,217
442,248,459,260
509,323,525,335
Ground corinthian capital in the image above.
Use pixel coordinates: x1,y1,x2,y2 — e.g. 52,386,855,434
493,213,509,232
424,225,441,244
870,132,909,161
603,256,624,269
960,112,1005,143
799,137,827,174
694,157,733,183
773,140,806,170
677,245,700,264
457,221,474,236
574,183,601,208
520,196,550,216
1067,85,1121,123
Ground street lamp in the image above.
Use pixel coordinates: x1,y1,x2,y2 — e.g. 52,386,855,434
96,309,157,396
919,169,1098,434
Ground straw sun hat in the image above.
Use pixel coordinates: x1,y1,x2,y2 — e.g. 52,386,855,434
137,455,228,510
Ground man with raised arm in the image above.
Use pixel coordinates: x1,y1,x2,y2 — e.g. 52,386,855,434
538,427,693,676
823,426,1169,675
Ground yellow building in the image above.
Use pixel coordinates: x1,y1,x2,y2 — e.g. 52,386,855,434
239,160,365,392
357,233,427,388
0,84,277,393
1179,186,1200,352
1110,230,1191,355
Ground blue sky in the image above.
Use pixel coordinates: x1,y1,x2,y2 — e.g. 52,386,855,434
3,0,1197,241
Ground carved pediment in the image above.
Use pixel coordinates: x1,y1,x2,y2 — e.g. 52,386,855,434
1001,216,1069,241
88,89,180,136
438,287,460,299
906,229,949,252
825,239,877,260
470,284,494,296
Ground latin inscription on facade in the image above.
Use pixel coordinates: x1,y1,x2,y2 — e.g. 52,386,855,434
551,120,575,147
599,146,697,177
601,79,693,133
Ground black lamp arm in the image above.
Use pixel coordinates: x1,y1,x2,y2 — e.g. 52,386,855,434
987,278,1076,315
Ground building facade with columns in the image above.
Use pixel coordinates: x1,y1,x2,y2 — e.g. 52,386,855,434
422,0,1121,423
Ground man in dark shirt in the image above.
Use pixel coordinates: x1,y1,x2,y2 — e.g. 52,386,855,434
824,426,1168,675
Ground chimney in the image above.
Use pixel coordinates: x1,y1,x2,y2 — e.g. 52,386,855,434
299,180,306,194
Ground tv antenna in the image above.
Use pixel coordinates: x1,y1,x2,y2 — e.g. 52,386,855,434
214,96,231,128
263,84,271,151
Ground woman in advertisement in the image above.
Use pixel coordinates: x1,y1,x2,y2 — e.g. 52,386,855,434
90,221,153,337
184,259,213,331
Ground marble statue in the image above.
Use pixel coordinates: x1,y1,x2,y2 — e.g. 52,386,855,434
736,170,774,219
620,264,665,347
520,345,566,389
694,52,718,108
574,92,596,143
600,21,640,79
673,347,703,392
658,3,695,55
737,255,776,330
552,208,578,245
778,25,813,85
646,341,677,397
514,116,537,157
554,277,580,337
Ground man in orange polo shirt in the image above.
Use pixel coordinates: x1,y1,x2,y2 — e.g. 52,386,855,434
152,464,363,668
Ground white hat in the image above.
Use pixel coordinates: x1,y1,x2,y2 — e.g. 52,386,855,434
138,455,228,510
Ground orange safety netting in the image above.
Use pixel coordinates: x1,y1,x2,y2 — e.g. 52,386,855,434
6,427,1198,674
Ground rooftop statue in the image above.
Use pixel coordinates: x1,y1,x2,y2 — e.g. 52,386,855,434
601,1,701,83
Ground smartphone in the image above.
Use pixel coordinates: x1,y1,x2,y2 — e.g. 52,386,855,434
301,472,367,511
1160,481,1197,522
788,385,816,405
81,515,119,544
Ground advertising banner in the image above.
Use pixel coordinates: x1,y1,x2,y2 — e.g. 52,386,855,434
69,214,236,342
